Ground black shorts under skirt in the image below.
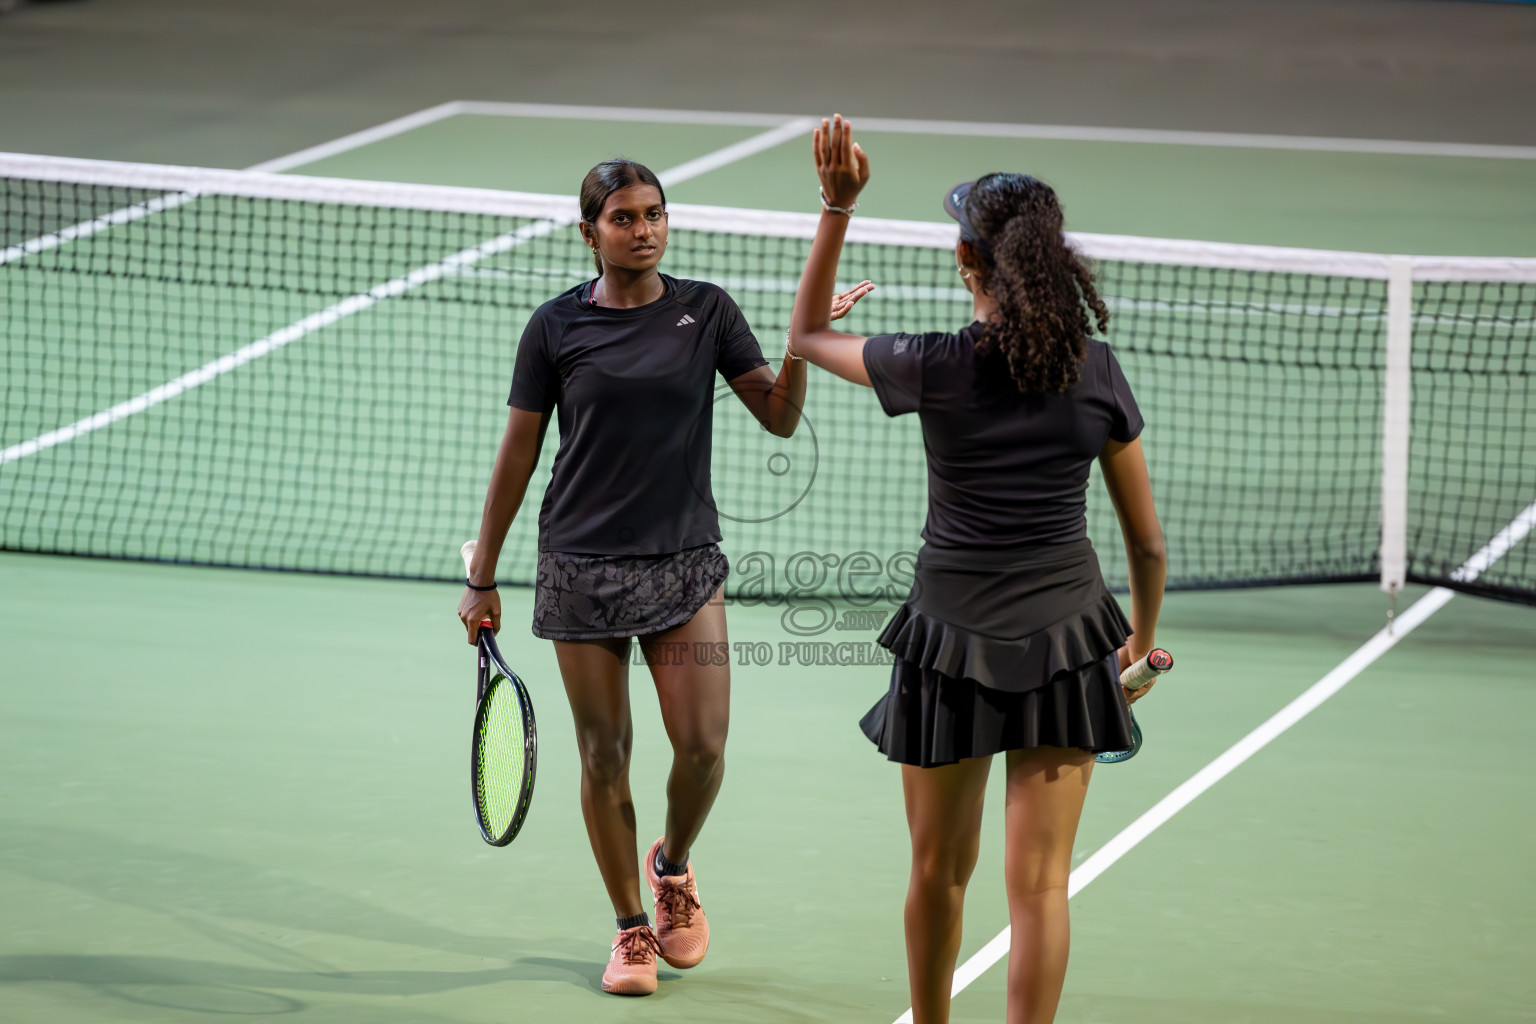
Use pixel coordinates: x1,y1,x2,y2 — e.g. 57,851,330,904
860,539,1135,767
532,543,729,641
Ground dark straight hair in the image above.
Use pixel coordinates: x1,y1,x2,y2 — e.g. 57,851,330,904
579,159,666,276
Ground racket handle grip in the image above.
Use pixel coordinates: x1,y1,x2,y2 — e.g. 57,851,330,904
1121,648,1173,690
461,542,496,627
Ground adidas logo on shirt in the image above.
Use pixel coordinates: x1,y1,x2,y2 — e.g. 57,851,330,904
676,314,696,327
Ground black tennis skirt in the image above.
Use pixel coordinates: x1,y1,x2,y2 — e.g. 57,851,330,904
861,539,1135,767
532,543,729,641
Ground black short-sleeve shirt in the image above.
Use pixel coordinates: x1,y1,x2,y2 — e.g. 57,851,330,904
863,325,1142,549
508,275,768,555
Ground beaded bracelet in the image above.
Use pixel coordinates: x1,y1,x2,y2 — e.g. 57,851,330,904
819,187,858,216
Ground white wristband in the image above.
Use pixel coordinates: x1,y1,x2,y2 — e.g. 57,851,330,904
819,187,857,216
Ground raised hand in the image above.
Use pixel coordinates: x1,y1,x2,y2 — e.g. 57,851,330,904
829,280,876,321
814,114,870,210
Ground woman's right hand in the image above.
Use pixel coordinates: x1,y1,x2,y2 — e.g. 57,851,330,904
814,114,870,210
458,587,501,645
1118,643,1156,705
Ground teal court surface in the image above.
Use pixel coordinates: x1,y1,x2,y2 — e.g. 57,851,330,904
2,101,1534,1022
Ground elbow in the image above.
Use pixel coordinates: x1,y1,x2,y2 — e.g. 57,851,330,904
787,336,808,367
1128,532,1166,564
789,329,824,365
767,417,800,439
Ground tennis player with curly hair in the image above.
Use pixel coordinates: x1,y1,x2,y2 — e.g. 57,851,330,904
789,117,1167,1024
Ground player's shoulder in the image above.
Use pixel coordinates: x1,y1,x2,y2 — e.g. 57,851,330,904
527,283,591,332
541,282,592,317
1070,337,1128,396
885,323,975,360
670,276,737,312
1081,337,1123,376
1083,336,1114,359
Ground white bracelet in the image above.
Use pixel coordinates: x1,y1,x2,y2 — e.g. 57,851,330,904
784,327,804,361
819,187,857,216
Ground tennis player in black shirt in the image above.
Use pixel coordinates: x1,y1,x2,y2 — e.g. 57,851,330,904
790,117,1167,1024
457,158,870,996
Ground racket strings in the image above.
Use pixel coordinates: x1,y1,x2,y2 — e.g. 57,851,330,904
475,678,528,836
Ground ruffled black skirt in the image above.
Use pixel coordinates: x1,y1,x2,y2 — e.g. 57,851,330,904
861,540,1135,767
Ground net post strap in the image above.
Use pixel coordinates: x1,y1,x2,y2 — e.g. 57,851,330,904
1380,256,1413,596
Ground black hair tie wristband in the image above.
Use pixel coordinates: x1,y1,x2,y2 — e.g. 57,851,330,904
464,578,498,591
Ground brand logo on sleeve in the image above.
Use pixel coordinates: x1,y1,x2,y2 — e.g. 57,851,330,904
676,314,696,327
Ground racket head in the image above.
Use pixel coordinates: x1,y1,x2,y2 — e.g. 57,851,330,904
1094,709,1143,765
472,626,537,846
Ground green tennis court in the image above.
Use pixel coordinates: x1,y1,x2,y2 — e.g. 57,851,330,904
4,16,1535,1023
4,560,1533,1022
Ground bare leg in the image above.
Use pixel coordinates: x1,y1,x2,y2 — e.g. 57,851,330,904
639,585,730,864
554,636,645,919
901,756,993,1024
1002,747,1094,1024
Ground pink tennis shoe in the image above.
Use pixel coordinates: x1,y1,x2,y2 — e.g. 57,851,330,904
601,924,659,996
645,836,710,969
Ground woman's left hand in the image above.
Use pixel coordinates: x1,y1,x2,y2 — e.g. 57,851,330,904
1124,679,1155,705
829,281,876,321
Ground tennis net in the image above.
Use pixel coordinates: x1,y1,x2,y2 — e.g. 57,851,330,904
3,153,1534,604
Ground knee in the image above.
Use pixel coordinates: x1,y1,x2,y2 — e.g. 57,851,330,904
1006,871,1069,902
577,735,631,785
910,836,980,892
1004,850,1071,900
672,734,725,781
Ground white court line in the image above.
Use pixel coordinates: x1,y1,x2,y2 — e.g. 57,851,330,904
890,508,1532,1024
0,102,468,269
852,116,1536,161
454,100,794,129
245,101,467,173
1,190,199,267
0,218,566,466
10,96,1533,270
655,118,817,187
447,100,1536,160
1451,501,1536,582
0,120,810,467
0,102,803,270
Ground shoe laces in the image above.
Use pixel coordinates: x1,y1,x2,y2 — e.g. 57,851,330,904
615,925,659,966
655,876,701,927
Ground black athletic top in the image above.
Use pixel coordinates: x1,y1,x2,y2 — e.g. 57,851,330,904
863,324,1142,549
508,275,768,555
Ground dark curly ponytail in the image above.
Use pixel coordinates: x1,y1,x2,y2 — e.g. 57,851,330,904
963,174,1109,394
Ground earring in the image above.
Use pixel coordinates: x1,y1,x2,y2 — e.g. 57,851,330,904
957,265,971,279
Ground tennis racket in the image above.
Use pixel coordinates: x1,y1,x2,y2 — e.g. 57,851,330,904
1095,648,1174,765
461,539,538,846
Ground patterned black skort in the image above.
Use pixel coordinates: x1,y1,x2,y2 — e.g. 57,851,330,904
532,543,730,641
